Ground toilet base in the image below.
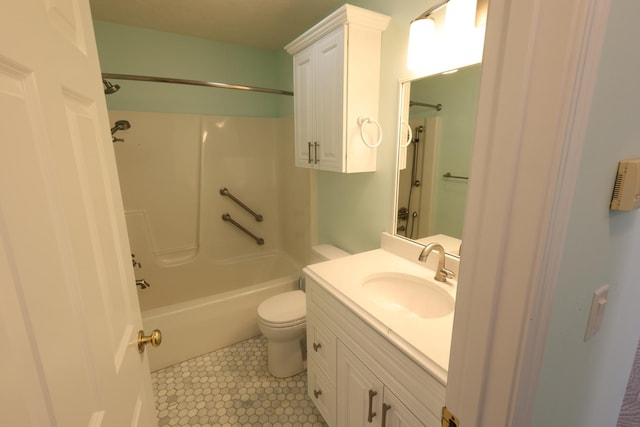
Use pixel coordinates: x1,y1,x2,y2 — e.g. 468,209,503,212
266,338,306,378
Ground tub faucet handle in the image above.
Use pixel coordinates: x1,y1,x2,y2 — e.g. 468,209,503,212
136,278,150,289
131,253,142,268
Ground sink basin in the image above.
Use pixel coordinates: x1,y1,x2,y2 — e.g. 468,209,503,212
361,272,454,319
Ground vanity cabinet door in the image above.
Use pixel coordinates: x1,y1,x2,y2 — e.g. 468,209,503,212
337,342,433,427
308,358,337,426
337,343,384,427
381,387,429,427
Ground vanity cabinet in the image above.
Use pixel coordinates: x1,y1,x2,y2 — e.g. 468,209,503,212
339,345,422,427
285,5,390,173
305,276,444,427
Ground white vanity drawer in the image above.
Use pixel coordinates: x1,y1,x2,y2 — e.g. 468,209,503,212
307,312,337,378
308,358,336,426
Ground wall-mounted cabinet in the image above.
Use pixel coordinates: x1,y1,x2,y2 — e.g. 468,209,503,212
285,5,390,173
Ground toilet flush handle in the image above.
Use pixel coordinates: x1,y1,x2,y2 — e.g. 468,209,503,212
313,342,322,352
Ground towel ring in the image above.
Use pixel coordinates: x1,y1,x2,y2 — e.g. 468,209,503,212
400,122,413,148
357,116,383,148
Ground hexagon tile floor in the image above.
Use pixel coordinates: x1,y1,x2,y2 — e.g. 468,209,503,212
150,335,328,427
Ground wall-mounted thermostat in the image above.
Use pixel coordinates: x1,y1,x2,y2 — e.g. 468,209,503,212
610,159,640,211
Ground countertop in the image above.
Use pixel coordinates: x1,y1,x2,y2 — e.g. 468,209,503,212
303,246,457,385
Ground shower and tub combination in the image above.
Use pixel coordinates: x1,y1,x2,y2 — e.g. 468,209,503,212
105,74,313,371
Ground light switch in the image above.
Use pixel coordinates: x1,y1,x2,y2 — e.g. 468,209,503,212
584,284,609,341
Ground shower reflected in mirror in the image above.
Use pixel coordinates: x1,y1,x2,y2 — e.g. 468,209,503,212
396,64,482,242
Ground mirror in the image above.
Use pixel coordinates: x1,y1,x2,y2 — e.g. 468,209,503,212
395,63,482,249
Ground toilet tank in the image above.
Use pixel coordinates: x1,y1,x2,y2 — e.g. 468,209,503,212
309,244,350,264
299,245,350,291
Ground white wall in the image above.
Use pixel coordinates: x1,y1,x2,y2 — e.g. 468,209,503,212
531,0,640,425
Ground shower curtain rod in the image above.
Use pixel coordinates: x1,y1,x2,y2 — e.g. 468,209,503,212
410,100,443,111
101,73,294,96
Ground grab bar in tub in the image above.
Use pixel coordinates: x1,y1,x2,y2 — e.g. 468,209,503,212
222,213,265,245
219,188,263,222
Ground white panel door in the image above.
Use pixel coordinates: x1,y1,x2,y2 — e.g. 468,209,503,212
0,0,156,426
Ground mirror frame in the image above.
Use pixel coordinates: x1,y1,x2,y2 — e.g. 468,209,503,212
391,4,486,255
392,67,477,258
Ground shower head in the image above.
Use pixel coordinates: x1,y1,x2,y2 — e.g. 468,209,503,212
111,120,131,135
103,79,120,95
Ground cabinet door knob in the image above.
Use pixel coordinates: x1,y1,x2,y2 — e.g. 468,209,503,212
313,389,322,399
381,403,391,426
367,389,378,422
313,342,322,352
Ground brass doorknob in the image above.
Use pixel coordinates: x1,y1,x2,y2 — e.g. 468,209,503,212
137,329,162,353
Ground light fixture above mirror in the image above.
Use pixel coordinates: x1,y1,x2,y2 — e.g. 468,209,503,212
408,0,449,71
396,1,489,258
406,0,486,76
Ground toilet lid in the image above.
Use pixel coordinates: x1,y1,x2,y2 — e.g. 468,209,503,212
258,290,306,325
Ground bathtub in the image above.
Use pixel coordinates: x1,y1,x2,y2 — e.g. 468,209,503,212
138,251,300,371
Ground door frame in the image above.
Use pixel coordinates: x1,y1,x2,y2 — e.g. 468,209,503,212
446,0,612,425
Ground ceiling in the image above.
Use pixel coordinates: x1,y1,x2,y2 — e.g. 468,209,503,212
89,0,346,50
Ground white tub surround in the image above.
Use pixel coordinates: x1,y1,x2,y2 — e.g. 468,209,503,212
303,234,457,426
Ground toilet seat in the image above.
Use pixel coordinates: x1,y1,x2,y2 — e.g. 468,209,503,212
258,290,306,328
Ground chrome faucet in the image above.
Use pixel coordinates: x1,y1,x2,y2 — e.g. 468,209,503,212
418,243,455,282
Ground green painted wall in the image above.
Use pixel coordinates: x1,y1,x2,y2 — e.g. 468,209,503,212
316,0,435,253
94,21,292,117
408,64,481,238
94,1,436,255
531,0,640,425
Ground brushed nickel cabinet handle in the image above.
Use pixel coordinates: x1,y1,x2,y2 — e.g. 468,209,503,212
308,142,312,163
313,389,322,399
314,142,319,164
382,403,391,426
313,342,322,352
367,389,377,422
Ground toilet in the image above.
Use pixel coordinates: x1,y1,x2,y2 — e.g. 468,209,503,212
257,245,349,378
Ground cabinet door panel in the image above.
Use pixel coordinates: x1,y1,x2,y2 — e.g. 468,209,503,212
315,27,345,171
293,45,316,167
337,343,383,427
383,388,435,427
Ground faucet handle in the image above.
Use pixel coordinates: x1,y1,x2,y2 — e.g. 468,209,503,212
441,267,456,280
